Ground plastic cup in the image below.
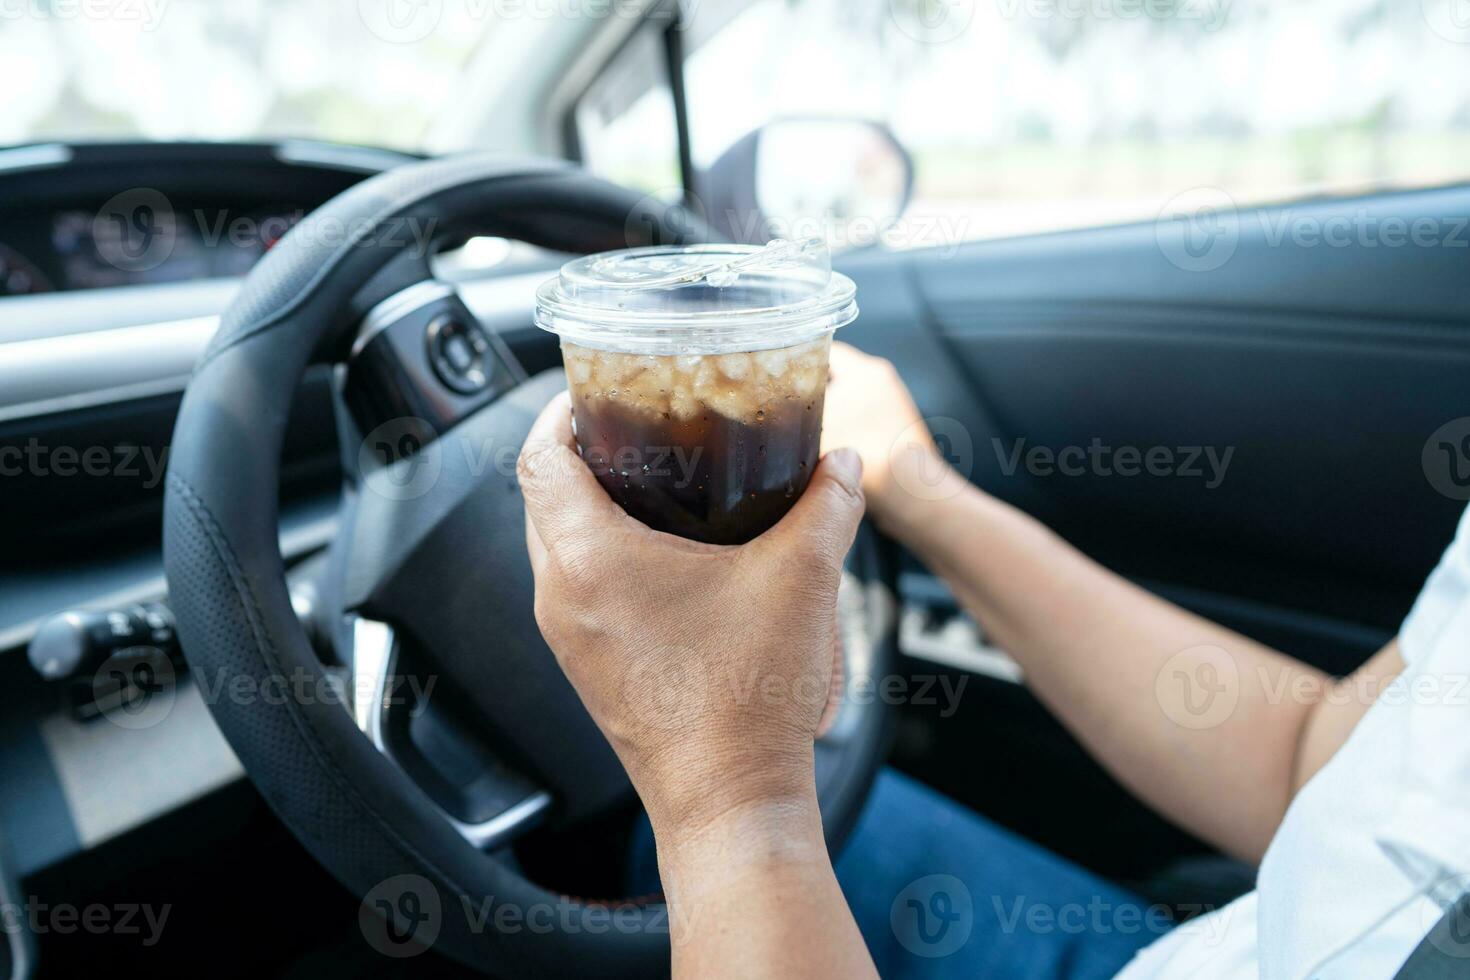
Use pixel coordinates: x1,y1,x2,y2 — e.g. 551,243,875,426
534,237,858,544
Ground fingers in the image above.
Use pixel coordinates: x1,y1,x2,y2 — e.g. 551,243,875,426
754,448,866,570
828,340,864,378
517,392,625,554
524,505,548,574
830,339,883,368
815,624,845,738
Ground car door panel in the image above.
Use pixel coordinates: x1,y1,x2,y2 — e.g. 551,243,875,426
837,185,1470,671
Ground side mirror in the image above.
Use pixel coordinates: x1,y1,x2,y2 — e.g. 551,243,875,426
700,118,914,251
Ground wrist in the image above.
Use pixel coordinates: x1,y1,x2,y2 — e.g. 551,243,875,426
652,790,827,894
873,446,974,542
644,752,819,850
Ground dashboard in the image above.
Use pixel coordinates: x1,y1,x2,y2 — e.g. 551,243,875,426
0,141,583,972
1,203,305,295
0,141,420,296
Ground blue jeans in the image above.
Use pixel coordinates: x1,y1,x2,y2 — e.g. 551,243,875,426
833,770,1169,979
628,769,1169,978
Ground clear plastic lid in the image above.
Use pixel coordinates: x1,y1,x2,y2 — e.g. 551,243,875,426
534,237,858,355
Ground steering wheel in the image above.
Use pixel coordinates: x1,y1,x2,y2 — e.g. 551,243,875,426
162,155,896,977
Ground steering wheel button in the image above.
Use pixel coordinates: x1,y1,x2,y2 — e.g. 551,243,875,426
427,315,493,395
445,334,474,372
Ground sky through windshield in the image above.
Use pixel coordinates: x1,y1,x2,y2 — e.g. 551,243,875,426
0,0,493,150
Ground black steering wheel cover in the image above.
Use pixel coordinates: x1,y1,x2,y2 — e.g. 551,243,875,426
163,154,893,977
166,156,693,977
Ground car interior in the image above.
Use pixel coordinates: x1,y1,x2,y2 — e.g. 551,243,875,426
2,1,1468,977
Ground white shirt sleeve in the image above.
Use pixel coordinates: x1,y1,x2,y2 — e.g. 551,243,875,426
1398,504,1470,663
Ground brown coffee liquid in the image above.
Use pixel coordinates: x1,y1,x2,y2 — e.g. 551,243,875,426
562,339,830,545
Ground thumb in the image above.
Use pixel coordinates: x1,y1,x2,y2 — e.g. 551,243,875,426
517,391,626,554
754,448,866,570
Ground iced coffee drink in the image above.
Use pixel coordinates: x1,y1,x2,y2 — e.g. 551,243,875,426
536,239,857,544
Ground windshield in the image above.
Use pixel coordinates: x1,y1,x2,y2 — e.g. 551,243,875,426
0,0,493,151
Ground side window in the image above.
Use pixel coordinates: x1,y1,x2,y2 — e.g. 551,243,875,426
571,23,681,197
677,0,1470,251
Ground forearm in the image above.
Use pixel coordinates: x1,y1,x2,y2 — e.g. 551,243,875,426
653,791,876,980
884,481,1326,863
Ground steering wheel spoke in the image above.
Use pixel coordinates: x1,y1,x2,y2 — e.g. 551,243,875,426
341,278,527,466
349,615,552,850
